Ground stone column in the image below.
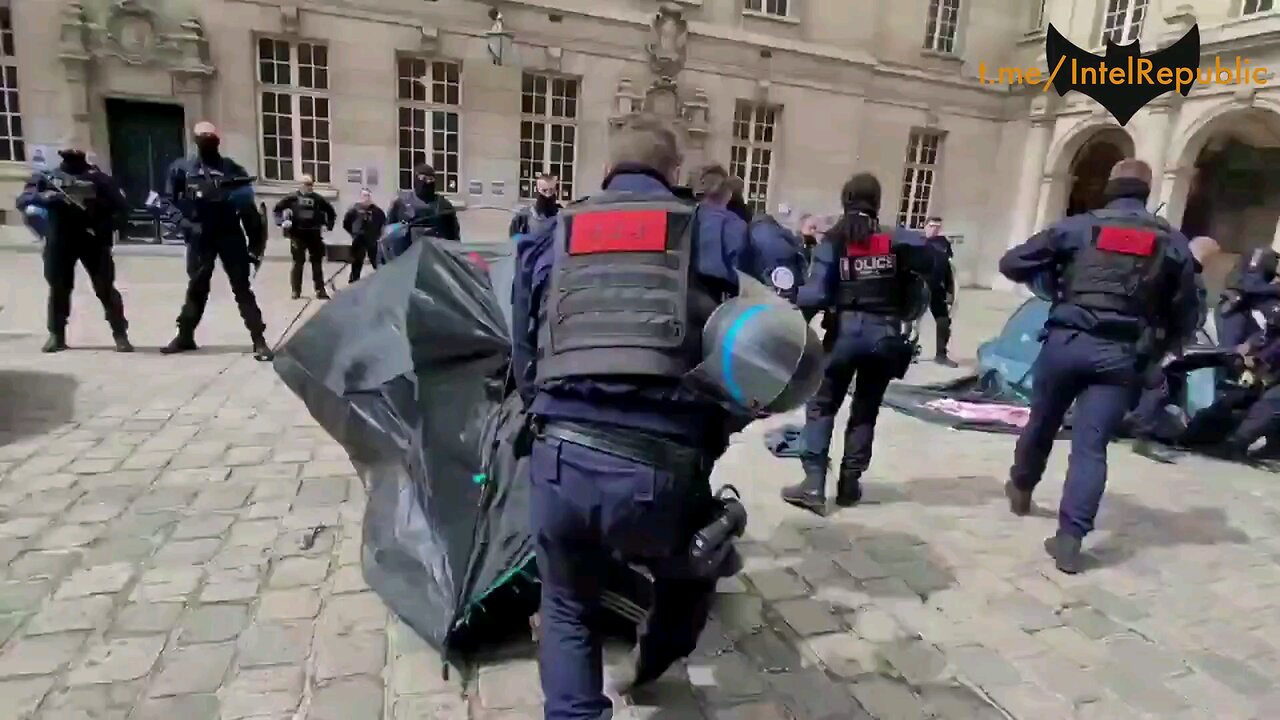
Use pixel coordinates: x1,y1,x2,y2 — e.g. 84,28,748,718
1009,118,1053,247
1158,165,1194,226
1142,103,1177,202
1033,172,1069,231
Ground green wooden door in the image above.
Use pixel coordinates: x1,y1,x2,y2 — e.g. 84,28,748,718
106,99,186,243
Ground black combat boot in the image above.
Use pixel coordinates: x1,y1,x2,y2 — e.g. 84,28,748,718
315,287,331,300
251,333,274,362
291,290,302,300
160,330,198,355
1044,532,1084,574
1004,479,1032,517
41,332,68,353
112,332,134,353
835,463,863,508
934,319,958,367
781,462,827,516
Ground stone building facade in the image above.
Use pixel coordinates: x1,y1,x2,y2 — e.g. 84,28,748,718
2,0,1280,289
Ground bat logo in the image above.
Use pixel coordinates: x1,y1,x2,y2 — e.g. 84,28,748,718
1045,24,1201,126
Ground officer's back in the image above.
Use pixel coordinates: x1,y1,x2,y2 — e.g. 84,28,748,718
692,163,750,281
513,125,747,444
999,159,1198,347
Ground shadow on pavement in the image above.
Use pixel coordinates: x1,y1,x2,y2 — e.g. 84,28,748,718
862,474,1252,570
0,369,77,445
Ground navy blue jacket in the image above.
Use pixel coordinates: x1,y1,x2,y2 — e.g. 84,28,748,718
743,215,807,300
16,165,128,245
513,171,749,442
1000,198,1199,346
1226,249,1280,305
163,155,263,245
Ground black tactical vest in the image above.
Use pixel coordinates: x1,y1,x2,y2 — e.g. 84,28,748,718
1063,209,1169,318
49,170,96,206
292,194,320,229
836,232,905,315
535,191,711,383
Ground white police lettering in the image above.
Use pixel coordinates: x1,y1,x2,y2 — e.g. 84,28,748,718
770,266,795,290
852,254,896,277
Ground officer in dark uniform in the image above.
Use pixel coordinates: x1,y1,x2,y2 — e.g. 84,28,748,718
1130,236,1219,463
509,172,561,238
781,173,936,515
1217,247,1280,348
388,163,461,242
159,121,273,361
15,146,133,353
999,159,1199,574
922,216,958,366
513,115,752,719
725,176,753,223
341,188,387,283
274,174,337,300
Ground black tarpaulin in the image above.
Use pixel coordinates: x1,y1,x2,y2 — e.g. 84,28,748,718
273,238,536,654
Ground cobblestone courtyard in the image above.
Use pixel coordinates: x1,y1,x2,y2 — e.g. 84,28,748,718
2,248,1280,719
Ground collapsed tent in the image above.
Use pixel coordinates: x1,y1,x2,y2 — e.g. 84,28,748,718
882,298,1222,435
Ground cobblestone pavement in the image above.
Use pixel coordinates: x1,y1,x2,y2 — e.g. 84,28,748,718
2,250,1280,719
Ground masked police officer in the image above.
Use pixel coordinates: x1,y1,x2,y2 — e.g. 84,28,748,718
388,163,461,242
512,114,754,719
274,175,336,300
16,146,132,353
999,159,1199,574
510,173,561,238
1217,246,1280,348
922,216,958,367
160,121,273,361
341,188,386,283
781,173,935,515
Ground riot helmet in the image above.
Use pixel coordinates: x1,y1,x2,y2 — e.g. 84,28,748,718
685,273,823,417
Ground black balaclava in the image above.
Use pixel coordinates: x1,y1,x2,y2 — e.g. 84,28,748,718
413,163,437,202
1103,176,1151,203
194,134,221,163
59,149,89,174
535,194,560,218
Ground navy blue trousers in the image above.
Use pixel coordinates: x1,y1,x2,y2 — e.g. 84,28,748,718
799,331,895,472
1010,329,1140,539
1129,365,1185,442
530,435,714,719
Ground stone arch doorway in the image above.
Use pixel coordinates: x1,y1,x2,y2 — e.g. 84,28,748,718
1066,130,1133,216
1168,105,1280,296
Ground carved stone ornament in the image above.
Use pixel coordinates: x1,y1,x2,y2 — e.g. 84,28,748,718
58,0,213,78
646,2,688,80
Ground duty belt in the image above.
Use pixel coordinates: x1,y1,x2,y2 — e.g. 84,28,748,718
535,419,702,475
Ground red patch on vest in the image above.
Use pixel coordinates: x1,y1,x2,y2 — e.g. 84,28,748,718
567,210,668,254
846,233,892,257
1097,227,1156,256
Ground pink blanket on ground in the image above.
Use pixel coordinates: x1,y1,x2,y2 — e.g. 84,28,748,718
923,399,1031,427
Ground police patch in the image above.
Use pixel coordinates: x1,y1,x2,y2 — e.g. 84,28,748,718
770,266,796,290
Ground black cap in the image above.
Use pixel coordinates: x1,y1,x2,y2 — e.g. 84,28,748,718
414,163,436,177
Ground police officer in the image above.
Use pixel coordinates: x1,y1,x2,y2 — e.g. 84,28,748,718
999,159,1198,574
726,176,753,223
509,173,561,238
341,188,386,283
1131,236,1220,463
274,174,336,300
1217,247,1280,348
922,216,958,367
388,163,461,242
159,121,273,361
782,173,936,515
15,146,132,353
513,114,752,718
692,163,750,272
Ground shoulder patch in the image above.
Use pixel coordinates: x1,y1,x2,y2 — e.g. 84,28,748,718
770,266,796,291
